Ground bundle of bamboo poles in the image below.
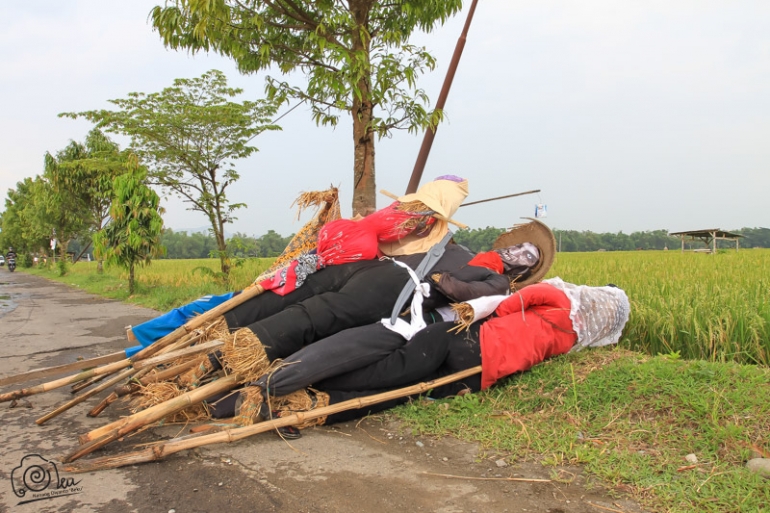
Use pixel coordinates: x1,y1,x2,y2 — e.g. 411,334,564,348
63,366,482,472
0,188,342,426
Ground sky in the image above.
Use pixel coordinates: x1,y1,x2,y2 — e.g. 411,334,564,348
1,1,768,238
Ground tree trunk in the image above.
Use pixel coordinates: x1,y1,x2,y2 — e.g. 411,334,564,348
212,216,229,276
350,1,376,218
97,260,104,274
129,263,135,295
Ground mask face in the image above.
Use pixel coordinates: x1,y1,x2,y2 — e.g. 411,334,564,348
495,242,540,270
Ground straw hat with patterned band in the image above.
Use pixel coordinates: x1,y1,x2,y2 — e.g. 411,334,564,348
492,218,556,291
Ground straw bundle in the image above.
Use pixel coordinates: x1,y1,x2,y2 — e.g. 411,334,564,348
449,302,476,333
174,318,228,388
131,382,210,423
220,329,272,383
394,200,432,214
260,187,341,277
233,386,264,426
271,389,331,429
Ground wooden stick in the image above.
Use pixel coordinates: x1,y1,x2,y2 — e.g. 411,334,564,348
85,330,206,417
0,340,222,404
71,374,108,394
65,375,241,462
87,359,201,418
131,339,223,371
0,359,133,403
459,189,541,208
36,367,139,425
80,369,232,445
129,285,265,362
0,352,125,387
62,366,482,472
379,190,468,229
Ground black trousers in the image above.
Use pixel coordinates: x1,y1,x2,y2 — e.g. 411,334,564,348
321,321,482,425
224,259,415,360
318,321,482,393
258,321,482,425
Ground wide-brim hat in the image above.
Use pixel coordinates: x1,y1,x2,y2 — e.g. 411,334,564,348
492,218,556,291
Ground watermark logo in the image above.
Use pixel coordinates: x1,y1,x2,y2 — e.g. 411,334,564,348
11,454,83,506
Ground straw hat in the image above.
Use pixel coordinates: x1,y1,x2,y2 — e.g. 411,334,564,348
492,218,556,290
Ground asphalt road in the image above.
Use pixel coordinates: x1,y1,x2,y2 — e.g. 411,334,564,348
0,270,646,513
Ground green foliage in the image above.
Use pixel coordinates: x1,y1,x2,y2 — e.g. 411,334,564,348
150,0,463,214
0,177,51,254
159,229,294,259
21,253,34,268
458,226,770,253
62,69,281,276
94,165,165,295
452,226,504,252
398,350,770,512
0,130,130,266
160,229,219,259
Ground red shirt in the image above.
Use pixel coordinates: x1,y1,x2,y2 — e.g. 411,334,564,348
479,283,576,389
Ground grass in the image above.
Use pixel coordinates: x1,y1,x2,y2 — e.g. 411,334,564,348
549,249,770,366
23,258,274,311
397,348,770,512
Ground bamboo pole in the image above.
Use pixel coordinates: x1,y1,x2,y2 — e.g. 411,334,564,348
65,375,241,462
84,331,205,417
0,351,125,387
1,284,261,399
0,339,222,404
36,367,139,425
0,359,133,403
129,285,265,362
87,359,201,418
131,340,223,371
70,374,108,394
62,366,482,472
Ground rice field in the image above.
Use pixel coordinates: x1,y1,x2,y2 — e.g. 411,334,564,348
548,249,770,366
30,248,770,366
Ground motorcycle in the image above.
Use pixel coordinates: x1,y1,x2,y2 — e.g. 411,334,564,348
7,256,16,272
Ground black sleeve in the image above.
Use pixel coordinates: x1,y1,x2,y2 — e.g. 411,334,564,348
433,265,510,302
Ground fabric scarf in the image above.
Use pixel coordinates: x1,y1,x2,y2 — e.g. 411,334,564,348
380,259,430,340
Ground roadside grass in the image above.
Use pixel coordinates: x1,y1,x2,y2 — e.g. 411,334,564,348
397,347,770,512
23,258,273,311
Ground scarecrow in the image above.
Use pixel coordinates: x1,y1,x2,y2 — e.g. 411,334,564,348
210,277,630,434
127,218,551,420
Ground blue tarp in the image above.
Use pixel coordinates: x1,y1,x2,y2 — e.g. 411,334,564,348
125,292,235,357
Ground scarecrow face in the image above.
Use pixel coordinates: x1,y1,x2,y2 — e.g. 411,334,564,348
496,243,539,269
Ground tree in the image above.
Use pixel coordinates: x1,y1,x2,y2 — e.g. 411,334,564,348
0,178,51,255
94,164,165,295
150,0,463,216
45,129,130,272
62,69,281,275
36,161,89,274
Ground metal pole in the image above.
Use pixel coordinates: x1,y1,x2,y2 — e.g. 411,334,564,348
405,0,480,194
459,189,540,208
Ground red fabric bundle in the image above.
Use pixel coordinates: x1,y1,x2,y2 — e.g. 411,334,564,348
317,219,379,266
467,251,505,274
358,202,436,243
258,260,302,296
479,283,576,389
